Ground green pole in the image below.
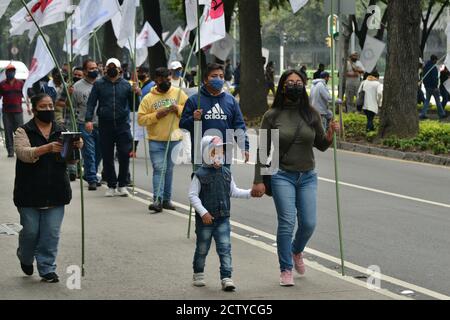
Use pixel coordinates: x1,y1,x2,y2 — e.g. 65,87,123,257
188,0,203,239
132,31,137,195
330,0,345,277
20,0,86,276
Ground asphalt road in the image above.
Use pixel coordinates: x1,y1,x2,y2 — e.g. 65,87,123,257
128,138,450,297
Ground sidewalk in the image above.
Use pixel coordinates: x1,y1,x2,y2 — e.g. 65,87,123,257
0,156,393,300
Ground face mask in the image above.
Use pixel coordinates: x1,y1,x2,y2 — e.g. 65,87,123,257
107,68,119,78
174,70,182,78
6,71,15,80
284,84,304,102
209,78,224,91
138,74,147,81
36,110,55,123
73,77,82,83
87,70,99,79
213,154,224,167
158,81,171,92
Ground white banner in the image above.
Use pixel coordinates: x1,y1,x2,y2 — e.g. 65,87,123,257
0,0,11,19
360,35,385,73
289,0,308,14
137,22,160,49
76,0,120,40
210,33,235,61
117,0,138,48
198,0,226,50
166,26,184,50
23,36,56,98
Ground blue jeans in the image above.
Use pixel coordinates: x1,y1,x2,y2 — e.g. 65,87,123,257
149,140,180,201
193,216,232,279
421,87,446,118
79,124,102,183
271,169,318,272
17,206,65,276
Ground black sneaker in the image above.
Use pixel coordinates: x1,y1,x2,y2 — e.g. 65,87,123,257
69,173,77,181
20,263,33,276
162,201,176,211
148,201,163,213
7,153,14,158
41,272,59,283
88,182,97,191
96,182,102,187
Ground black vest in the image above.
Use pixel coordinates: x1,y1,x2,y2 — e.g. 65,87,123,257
13,120,72,208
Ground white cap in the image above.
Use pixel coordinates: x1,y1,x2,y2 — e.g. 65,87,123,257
106,58,121,68
169,61,183,70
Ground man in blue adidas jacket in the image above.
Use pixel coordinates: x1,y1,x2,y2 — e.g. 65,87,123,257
180,63,249,166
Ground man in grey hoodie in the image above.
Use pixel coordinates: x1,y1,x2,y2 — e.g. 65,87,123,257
310,72,333,130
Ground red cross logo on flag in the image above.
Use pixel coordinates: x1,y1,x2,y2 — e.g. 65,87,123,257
28,57,38,76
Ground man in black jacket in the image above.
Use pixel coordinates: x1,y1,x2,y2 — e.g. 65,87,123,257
85,58,141,197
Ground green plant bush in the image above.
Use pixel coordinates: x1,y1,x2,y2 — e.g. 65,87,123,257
341,113,450,155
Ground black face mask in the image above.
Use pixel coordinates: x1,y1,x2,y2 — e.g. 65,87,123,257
73,77,82,83
87,70,99,79
36,110,55,123
107,68,119,78
138,74,147,81
284,84,304,102
158,81,171,92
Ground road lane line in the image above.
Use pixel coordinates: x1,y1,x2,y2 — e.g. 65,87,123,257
129,186,450,300
233,159,450,209
129,190,405,300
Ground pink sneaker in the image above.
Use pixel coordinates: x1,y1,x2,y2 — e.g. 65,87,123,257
293,252,306,275
279,270,294,286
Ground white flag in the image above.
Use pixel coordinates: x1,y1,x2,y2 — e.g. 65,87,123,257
289,0,308,13
63,7,89,57
262,47,270,68
166,26,185,50
117,0,138,48
76,0,120,40
23,36,55,98
136,22,160,49
178,26,191,53
199,0,225,49
185,0,198,31
0,0,11,18
360,35,385,73
10,0,70,41
210,33,235,61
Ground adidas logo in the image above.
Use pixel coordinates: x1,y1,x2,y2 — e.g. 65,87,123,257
204,103,227,120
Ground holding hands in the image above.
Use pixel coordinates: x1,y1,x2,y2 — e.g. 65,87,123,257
251,183,266,198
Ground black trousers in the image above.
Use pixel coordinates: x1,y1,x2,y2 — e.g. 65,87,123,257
364,110,376,132
99,121,132,188
2,111,24,155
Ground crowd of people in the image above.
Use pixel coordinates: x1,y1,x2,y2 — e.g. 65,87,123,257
3,48,447,288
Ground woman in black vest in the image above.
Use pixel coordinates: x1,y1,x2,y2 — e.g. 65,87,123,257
13,93,83,283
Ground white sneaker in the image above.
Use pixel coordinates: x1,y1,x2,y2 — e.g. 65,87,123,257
105,188,116,197
221,278,236,291
116,187,130,197
193,273,205,287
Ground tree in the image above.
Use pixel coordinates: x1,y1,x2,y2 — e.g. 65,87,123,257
379,0,421,138
420,0,450,58
102,21,123,62
238,0,267,119
142,0,167,78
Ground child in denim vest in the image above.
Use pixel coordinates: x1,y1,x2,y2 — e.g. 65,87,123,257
188,135,254,291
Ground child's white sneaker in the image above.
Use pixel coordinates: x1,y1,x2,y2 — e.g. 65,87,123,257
105,188,116,197
221,278,236,291
193,273,205,287
116,187,130,197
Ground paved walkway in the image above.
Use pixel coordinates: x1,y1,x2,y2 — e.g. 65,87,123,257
0,155,394,300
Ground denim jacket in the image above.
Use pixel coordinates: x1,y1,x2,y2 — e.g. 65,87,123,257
195,166,232,218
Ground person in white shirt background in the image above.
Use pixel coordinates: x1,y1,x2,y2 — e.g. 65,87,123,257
358,70,383,132
345,52,366,113
169,61,187,89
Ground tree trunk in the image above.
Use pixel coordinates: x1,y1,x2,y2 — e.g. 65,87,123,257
380,0,421,138
238,0,267,119
142,0,167,79
338,15,352,100
102,21,123,62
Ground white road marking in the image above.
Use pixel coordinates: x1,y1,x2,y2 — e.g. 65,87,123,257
233,159,450,209
129,186,450,300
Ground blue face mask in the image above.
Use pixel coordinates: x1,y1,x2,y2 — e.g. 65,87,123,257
209,78,224,91
175,70,182,78
6,71,15,80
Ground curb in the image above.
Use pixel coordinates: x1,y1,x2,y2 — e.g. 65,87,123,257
337,141,450,167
